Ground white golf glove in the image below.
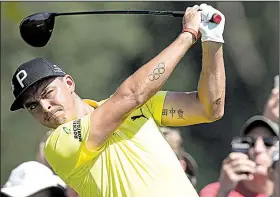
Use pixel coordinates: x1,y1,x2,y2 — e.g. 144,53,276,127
199,3,225,43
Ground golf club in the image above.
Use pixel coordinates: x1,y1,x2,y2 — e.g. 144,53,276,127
19,10,222,47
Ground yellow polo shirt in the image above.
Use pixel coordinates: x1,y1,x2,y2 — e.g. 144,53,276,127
44,91,198,197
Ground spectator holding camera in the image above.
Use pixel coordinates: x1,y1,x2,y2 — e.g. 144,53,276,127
264,75,279,197
200,115,279,197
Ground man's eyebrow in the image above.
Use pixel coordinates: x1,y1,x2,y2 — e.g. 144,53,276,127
41,87,49,96
24,100,37,108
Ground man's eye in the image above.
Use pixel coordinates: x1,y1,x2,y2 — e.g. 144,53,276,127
29,103,37,110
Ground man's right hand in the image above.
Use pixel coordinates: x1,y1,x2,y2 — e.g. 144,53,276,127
217,152,256,196
182,5,202,34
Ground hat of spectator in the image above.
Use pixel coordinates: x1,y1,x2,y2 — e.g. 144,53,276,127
240,115,279,138
1,161,67,197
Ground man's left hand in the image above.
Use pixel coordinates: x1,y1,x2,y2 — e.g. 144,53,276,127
199,3,225,43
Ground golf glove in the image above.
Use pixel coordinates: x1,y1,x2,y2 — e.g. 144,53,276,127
199,4,225,43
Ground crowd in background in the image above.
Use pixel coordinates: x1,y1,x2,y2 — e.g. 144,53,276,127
1,75,278,197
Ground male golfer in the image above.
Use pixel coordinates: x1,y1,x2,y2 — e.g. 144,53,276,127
10,4,225,197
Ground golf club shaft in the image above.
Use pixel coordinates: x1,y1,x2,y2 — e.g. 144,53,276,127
54,10,185,18
54,10,221,23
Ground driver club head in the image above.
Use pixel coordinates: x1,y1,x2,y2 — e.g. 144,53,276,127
19,12,56,47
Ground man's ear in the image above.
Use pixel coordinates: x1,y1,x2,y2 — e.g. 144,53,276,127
64,75,75,93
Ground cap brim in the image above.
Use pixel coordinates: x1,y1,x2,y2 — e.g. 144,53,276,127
10,74,65,111
2,186,45,197
1,182,65,197
10,95,25,111
241,115,279,137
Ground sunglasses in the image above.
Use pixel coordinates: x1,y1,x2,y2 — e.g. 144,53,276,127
233,136,278,148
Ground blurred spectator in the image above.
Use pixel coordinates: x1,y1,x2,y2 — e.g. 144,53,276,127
1,161,67,197
199,115,279,197
264,75,279,197
263,75,279,123
36,131,79,197
161,127,182,155
160,127,198,188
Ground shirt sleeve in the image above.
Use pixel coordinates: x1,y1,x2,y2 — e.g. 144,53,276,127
145,91,167,126
44,113,104,180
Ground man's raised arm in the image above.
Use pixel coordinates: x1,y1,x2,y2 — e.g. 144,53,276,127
87,5,202,149
197,42,225,121
160,4,226,126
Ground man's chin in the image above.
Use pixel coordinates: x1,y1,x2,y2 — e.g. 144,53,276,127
44,118,67,129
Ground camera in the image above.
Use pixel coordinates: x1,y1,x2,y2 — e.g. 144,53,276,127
231,137,251,154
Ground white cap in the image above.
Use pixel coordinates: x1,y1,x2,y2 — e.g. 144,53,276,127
1,161,67,197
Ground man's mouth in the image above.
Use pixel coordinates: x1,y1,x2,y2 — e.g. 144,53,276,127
46,110,61,121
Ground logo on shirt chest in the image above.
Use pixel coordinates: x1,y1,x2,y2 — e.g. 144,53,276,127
131,108,148,121
63,127,71,134
73,119,82,142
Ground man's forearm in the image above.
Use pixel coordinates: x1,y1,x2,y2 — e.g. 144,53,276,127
197,41,225,121
118,32,194,104
87,32,195,148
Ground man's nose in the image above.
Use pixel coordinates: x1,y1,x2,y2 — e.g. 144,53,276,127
253,137,266,153
40,99,52,112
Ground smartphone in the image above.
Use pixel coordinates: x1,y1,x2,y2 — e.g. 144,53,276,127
231,137,250,154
